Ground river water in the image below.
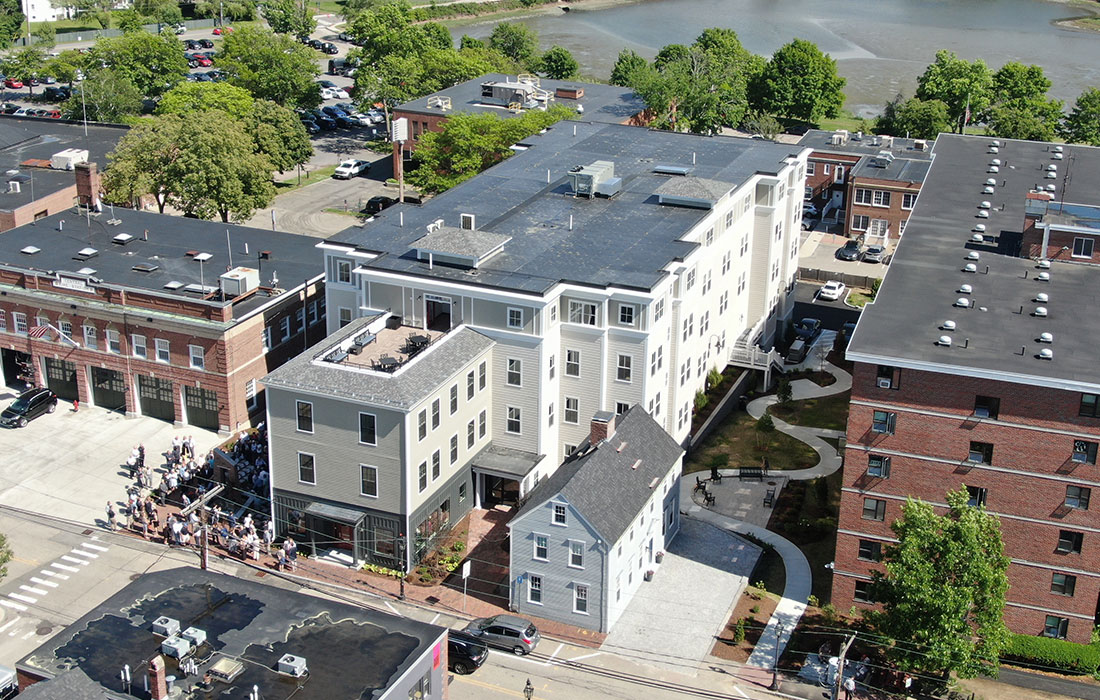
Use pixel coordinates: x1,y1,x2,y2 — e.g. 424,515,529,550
456,0,1100,116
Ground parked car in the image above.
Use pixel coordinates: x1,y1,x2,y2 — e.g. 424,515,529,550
173,23,186,34
334,114,359,129
317,79,336,88
308,38,324,50
42,75,56,84
363,195,396,215
212,26,232,35
785,338,808,364
4,78,23,89
335,101,356,113
321,105,347,118
448,631,489,675
11,107,32,116
862,245,886,263
44,86,71,100
333,159,370,178
196,56,213,67
199,38,214,48
43,109,61,119
347,112,373,127
836,239,863,261
310,112,336,130
817,280,847,301
365,109,385,124
834,321,858,352
1,387,58,428
803,202,820,216
300,119,320,134
793,317,823,341
184,39,200,50
463,615,540,655
322,42,338,54
1,103,18,114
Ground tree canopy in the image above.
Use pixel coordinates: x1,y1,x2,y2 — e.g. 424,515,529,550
868,488,1010,679
915,50,992,133
877,96,952,140
488,22,539,66
216,27,320,108
752,38,845,123
609,48,646,87
409,106,573,194
540,45,578,80
3,48,46,96
348,0,451,65
261,0,317,36
984,62,1063,141
157,81,256,120
0,0,25,49
86,30,188,98
1064,87,1100,146
62,68,144,122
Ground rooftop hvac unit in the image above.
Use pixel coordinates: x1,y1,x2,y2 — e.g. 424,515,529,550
830,130,849,145
868,151,895,168
220,266,260,297
49,148,89,171
152,616,181,637
161,636,192,659
208,657,245,683
182,627,207,646
277,654,308,677
568,160,615,198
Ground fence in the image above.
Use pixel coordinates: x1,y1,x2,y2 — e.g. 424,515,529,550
798,266,879,291
17,18,219,47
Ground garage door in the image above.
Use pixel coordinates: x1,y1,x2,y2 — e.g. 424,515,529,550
137,375,175,423
91,367,127,412
44,358,78,401
184,385,219,431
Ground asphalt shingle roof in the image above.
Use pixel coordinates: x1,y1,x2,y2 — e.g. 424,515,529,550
513,406,684,543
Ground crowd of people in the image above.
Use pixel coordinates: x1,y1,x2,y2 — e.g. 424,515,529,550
229,425,269,497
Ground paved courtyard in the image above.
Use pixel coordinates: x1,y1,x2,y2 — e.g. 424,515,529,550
601,517,760,675
0,387,222,526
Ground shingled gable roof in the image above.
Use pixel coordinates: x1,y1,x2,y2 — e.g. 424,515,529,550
512,405,684,543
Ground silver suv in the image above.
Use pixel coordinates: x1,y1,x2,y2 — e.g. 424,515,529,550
463,614,540,655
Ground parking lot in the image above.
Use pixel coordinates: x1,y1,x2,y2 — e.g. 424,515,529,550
0,385,222,526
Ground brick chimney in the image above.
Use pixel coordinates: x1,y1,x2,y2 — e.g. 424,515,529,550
148,655,168,700
74,161,101,212
589,411,616,446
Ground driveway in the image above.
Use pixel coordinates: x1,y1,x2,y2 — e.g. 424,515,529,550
600,517,760,674
0,387,222,526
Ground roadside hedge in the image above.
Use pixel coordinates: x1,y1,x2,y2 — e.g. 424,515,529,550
1001,633,1100,675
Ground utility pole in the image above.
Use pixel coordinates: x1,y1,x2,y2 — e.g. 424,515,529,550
833,633,857,700
180,484,224,571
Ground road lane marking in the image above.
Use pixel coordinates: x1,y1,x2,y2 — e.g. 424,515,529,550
40,569,69,579
51,563,79,573
429,613,440,625
547,643,563,664
566,651,601,662
8,593,36,604
69,549,98,559
82,542,109,552
487,650,547,667
732,685,749,698
60,556,88,566
12,556,39,565
29,578,58,588
0,619,18,633
19,586,47,596
453,675,551,697
0,601,26,612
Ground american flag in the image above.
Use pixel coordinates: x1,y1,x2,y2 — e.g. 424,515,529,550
27,326,50,339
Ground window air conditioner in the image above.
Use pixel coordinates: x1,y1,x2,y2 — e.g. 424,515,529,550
877,377,892,389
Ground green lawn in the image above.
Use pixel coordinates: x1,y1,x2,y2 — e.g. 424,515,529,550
767,469,842,602
685,411,820,474
847,290,872,308
770,391,851,432
273,165,337,192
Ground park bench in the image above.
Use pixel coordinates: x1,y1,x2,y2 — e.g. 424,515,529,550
739,466,764,481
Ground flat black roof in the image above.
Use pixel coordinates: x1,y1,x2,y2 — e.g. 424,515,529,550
798,128,934,160
17,567,446,700
848,134,1100,391
332,122,804,295
0,117,126,212
395,73,647,124
0,209,324,319
850,156,931,184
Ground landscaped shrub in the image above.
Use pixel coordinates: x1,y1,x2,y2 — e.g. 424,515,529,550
1001,633,1100,675
733,618,746,643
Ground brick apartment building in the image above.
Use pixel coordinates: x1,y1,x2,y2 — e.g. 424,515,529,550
0,118,126,232
798,129,932,241
0,173,325,433
837,134,1100,643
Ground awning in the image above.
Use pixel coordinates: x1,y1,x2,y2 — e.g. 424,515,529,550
471,444,544,479
304,501,366,526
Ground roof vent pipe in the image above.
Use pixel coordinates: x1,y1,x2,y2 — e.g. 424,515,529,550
1034,306,1048,317
955,298,970,308
938,335,953,346
1038,271,1051,281
1038,259,1051,269
974,224,986,232
966,251,980,260
1039,332,1053,343
964,263,978,273
942,320,956,331
1039,348,1053,360
1035,292,1048,303
959,284,973,294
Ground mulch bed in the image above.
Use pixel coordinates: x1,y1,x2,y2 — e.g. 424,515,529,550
711,589,780,662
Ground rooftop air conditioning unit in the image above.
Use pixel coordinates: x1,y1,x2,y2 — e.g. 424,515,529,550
152,616,181,637
569,160,615,198
182,627,207,646
50,148,89,171
277,654,308,677
161,636,192,659
220,266,260,297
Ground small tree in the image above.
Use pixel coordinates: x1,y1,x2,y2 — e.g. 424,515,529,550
776,377,793,406
742,110,782,140
755,413,775,450
540,45,578,80
32,24,57,50
868,488,1010,679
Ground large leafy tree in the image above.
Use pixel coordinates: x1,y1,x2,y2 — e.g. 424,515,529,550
157,81,256,119
135,0,184,25
0,0,24,49
877,96,952,140
915,50,993,133
168,111,276,222
1064,87,1100,146
261,0,317,36
348,0,449,65
248,100,312,173
87,30,188,98
409,106,573,194
751,38,845,123
62,68,144,122
540,45,578,80
216,26,320,108
984,62,1063,141
102,114,184,211
4,48,46,97
488,22,539,66
609,48,646,87
868,488,1010,680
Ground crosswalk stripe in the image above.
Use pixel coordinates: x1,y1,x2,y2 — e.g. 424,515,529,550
69,549,97,560
19,586,46,596
8,593,36,604
60,556,88,566
51,563,79,573
81,542,109,552
29,578,58,588
0,600,26,612
0,619,18,633
40,569,69,579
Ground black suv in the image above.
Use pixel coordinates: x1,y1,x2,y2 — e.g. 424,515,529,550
1,387,58,428
448,630,488,675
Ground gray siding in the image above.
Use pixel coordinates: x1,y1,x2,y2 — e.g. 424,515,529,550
510,497,608,632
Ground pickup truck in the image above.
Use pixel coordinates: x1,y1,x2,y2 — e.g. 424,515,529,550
333,159,370,179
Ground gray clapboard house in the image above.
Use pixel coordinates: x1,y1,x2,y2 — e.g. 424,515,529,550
508,407,684,632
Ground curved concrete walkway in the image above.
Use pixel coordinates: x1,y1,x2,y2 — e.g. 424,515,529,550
683,347,853,670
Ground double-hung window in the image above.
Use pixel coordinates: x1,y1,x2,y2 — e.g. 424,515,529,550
565,350,580,377
507,307,524,329
552,504,567,525
528,574,543,604
862,498,886,521
616,355,632,382
506,406,521,434
83,325,98,350
132,334,147,359
359,412,376,444
507,358,522,386
155,338,170,363
871,410,895,434
106,329,121,354
564,397,579,424
569,541,584,568
360,465,378,497
867,455,890,478
574,584,589,614
188,345,205,369
1051,572,1077,597
619,305,634,326
1066,485,1091,510
1072,440,1098,465
296,401,313,432
298,453,315,484
533,535,548,560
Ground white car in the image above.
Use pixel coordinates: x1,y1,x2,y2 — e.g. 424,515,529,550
322,87,350,100
817,280,846,301
333,159,370,179
348,112,374,127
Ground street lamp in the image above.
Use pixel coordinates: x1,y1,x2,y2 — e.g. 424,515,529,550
396,536,406,601
523,679,534,700
769,622,784,691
